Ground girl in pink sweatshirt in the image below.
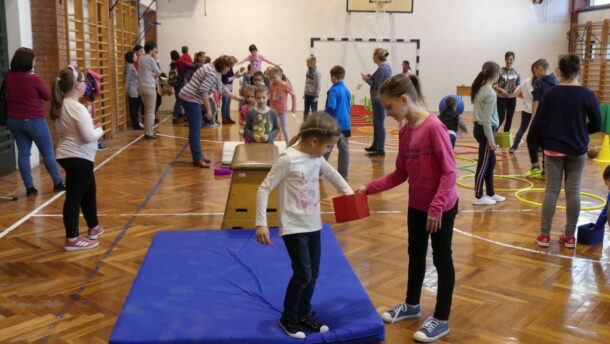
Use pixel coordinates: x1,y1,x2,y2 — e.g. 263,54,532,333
356,74,458,343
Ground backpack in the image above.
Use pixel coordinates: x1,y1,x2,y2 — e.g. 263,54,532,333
168,64,181,88
84,69,102,101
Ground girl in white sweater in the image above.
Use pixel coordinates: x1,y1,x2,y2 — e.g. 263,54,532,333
255,112,353,339
51,65,105,251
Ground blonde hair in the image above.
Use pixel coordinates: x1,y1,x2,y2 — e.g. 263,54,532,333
374,48,389,62
253,85,268,96
307,55,316,64
243,85,255,96
288,112,341,147
50,66,83,120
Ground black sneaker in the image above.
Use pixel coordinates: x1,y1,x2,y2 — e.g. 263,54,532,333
368,150,385,157
54,183,66,192
299,312,329,333
26,187,38,197
364,146,375,152
279,318,306,339
98,143,108,151
144,135,159,140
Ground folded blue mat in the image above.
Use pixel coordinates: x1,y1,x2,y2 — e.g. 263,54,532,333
110,224,385,344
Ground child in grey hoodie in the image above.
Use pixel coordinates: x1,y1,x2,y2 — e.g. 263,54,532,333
303,55,321,119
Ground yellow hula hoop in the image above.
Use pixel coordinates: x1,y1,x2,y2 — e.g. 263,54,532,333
514,188,607,211
456,174,534,192
455,156,476,168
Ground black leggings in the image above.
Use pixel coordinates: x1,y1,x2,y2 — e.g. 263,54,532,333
526,130,542,166
497,97,516,132
406,201,458,321
473,123,496,198
57,158,98,238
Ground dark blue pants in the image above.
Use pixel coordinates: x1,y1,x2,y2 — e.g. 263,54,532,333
303,95,318,119
371,98,386,151
282,230,321,322
221,95,232,121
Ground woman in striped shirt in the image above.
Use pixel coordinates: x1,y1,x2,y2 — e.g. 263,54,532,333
179,55,243,168
362,48,392,157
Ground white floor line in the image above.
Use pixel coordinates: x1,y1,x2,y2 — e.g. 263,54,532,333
26,211,604,263
0,117,169,239
453,227,601,264
156,133,224,144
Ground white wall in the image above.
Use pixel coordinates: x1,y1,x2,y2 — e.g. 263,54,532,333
157,0,571,112
4,0,39,168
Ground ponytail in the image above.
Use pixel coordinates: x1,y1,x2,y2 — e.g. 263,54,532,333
289,112,341,147
50,66,83,120
471,61,500,103
287,132,301,147
379,73,425,105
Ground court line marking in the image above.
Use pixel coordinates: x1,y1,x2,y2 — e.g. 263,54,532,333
46,142,189,335
453,227,602,264
31,207,602,217
0,117,169,240
156,133,224,144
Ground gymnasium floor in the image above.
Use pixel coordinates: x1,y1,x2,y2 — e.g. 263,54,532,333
0,111,609,343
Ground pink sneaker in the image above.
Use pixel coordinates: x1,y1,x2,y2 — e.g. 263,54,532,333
559,234,576,248
88,225,105,240
536,234,550,247
64,236,99,251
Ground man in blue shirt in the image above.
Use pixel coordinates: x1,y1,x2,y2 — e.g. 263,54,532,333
323,65,351,179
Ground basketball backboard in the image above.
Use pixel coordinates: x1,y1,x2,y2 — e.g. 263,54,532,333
346,0,413,13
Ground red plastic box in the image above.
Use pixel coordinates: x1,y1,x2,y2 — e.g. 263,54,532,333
332,192,370,223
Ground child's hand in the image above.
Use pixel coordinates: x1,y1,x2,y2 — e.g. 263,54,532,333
290,109,296,114
313,97,319,102
426,215,441,233
256,226,273,245
355,185,368,194
263,134,268,142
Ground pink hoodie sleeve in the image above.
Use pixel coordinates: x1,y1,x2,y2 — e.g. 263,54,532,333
427,124,457,218
365,144,408,195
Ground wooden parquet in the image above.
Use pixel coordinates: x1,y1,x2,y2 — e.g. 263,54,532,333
1,111,609,343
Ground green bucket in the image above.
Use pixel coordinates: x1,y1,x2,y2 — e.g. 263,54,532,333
495,132,514,149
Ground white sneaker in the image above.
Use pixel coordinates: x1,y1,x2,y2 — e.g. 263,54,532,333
473,196,496,205
488,194,506,202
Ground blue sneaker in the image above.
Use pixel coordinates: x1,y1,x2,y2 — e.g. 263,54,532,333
413,317,450,342
381,303,420,323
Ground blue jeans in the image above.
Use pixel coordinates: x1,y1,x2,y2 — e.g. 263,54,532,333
371,98,386,151
6,117,63,188
183,100,204,161
282,230,321,322
221,95,232,121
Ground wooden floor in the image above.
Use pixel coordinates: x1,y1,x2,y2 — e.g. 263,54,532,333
1,111,609,343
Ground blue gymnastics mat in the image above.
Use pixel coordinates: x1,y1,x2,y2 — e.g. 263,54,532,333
110,224,384,344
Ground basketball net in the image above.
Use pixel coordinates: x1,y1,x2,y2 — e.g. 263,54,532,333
374,0,390,14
